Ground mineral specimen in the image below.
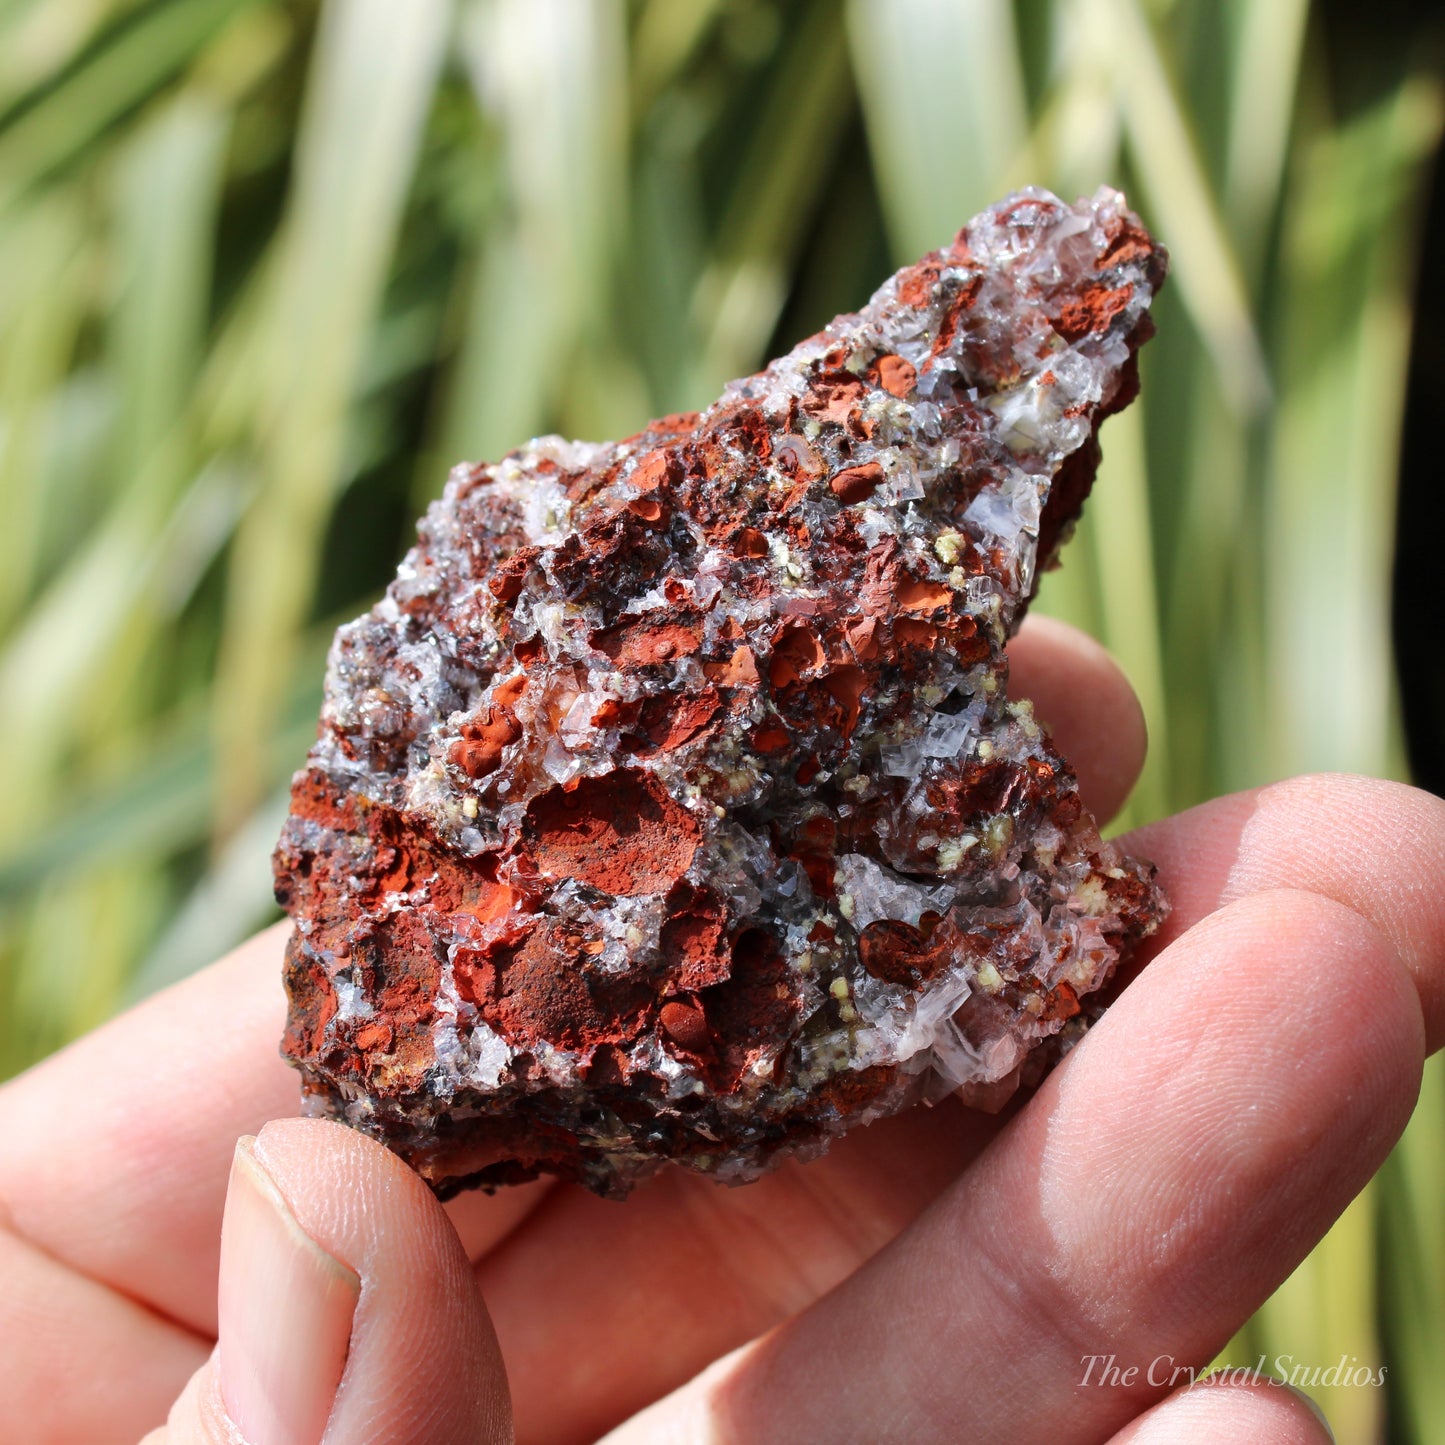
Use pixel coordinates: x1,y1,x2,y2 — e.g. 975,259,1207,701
275,186,1169,1198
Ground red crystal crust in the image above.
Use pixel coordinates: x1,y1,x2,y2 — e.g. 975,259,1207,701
275,187,1169,1198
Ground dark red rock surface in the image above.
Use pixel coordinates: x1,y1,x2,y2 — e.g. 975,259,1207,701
275,187,1169,1198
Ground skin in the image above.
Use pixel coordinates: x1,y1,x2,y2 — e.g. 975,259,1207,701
2,613,1441,1444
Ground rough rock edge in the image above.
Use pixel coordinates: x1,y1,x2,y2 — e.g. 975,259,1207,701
275,185,1170,1198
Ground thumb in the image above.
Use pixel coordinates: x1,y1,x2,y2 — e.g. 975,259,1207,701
146,1117,512,1445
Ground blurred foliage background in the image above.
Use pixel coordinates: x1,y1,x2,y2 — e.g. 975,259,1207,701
0,0,1441,1439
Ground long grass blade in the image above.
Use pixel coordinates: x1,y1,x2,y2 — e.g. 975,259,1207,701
211,0,451,833
691,0,852,395
0,0,256,215
440,0,629,468
1092,0,1270,414
1264,76,1443,779
1222,0,1310,258
847,0,1028,260
0,197,87,631
0,89,229,833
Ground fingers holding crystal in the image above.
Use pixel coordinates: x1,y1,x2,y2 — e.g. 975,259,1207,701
602,888,1422,1444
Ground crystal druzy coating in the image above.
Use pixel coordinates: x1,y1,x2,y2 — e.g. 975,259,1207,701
276,187,1169,1198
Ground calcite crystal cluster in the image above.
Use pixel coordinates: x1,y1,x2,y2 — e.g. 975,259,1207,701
276,187,1169,1198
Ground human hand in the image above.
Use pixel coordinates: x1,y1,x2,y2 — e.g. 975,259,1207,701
2,615,1441,1445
